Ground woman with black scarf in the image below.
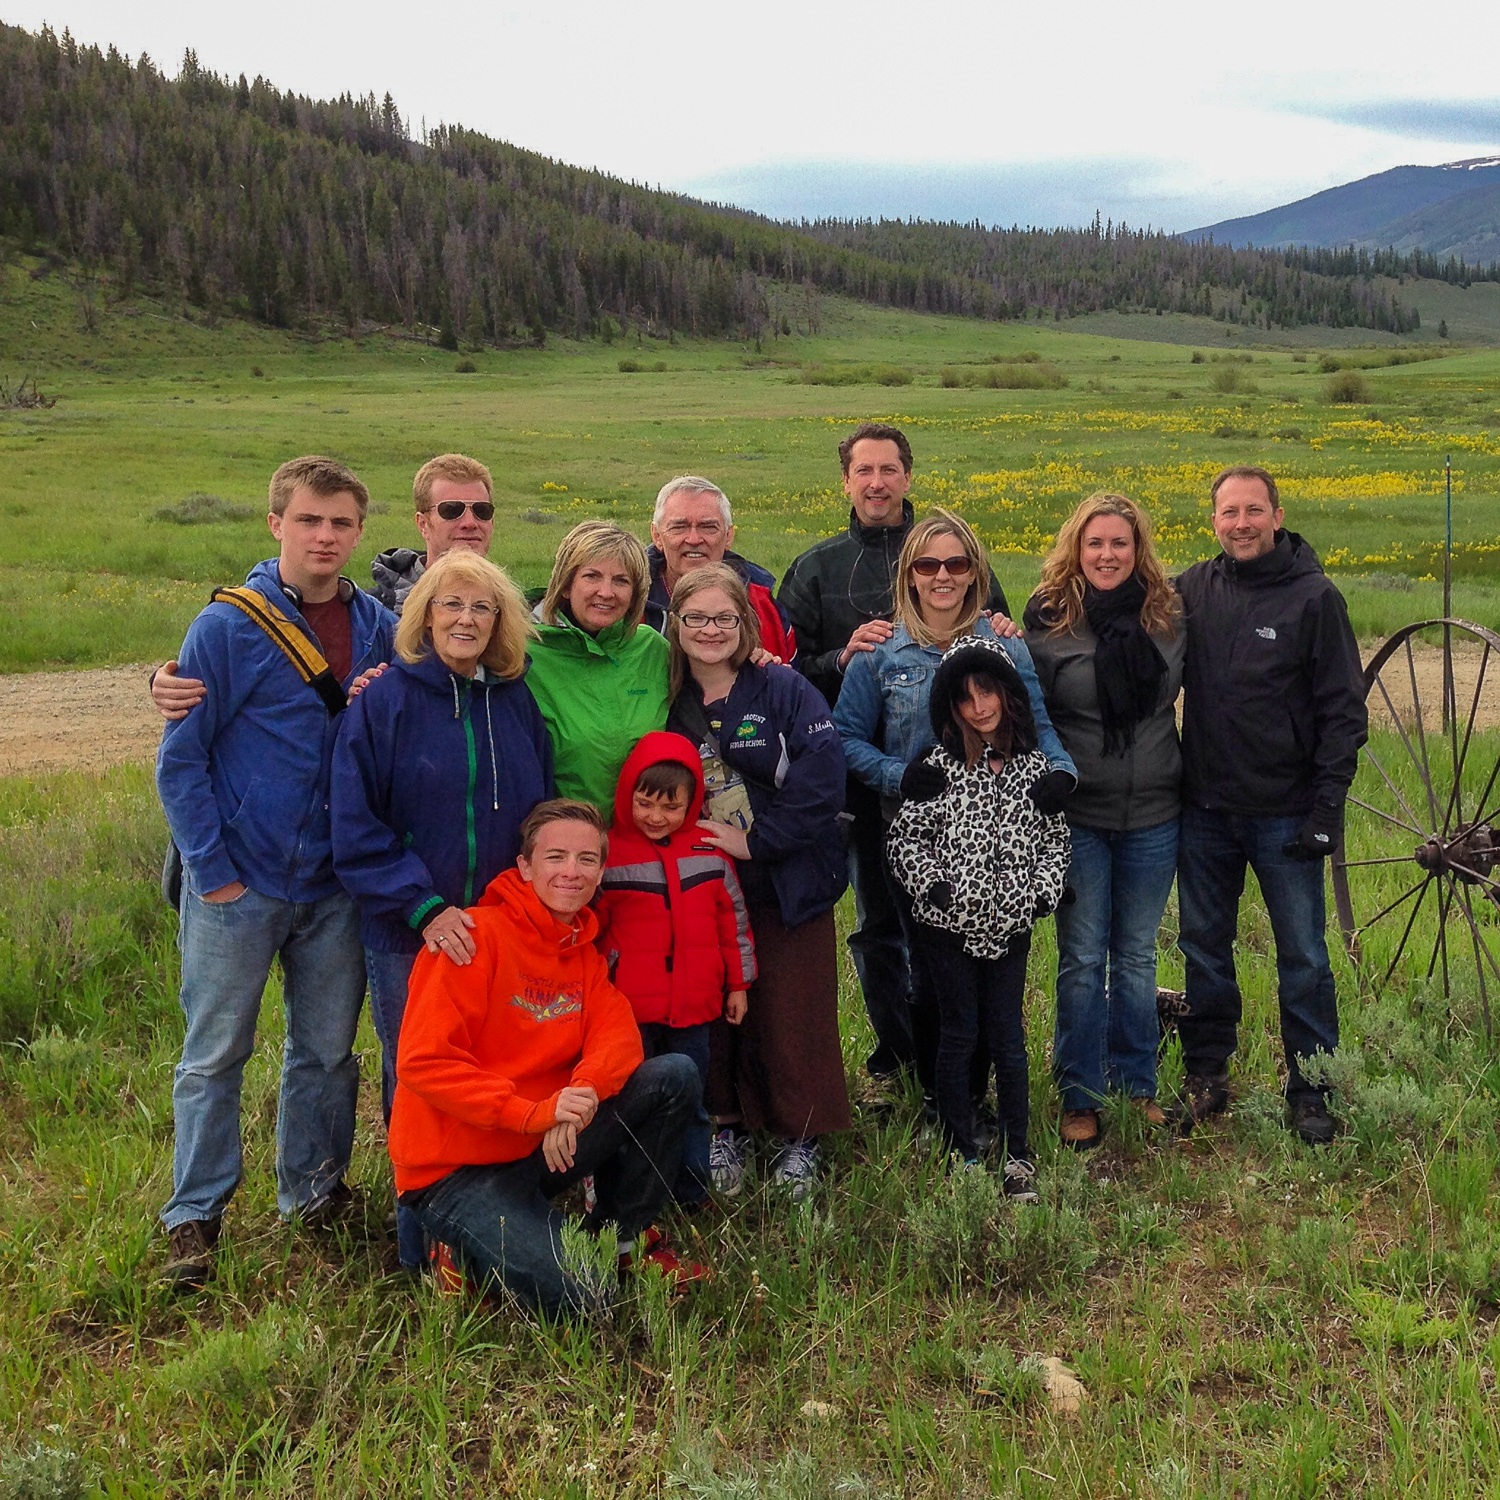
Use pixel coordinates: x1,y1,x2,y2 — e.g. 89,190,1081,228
1023,494,1185,1151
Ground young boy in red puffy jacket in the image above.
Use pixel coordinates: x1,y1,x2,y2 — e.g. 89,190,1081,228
597,731,756,1205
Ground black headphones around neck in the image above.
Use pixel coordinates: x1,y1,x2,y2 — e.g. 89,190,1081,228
279,575,357,609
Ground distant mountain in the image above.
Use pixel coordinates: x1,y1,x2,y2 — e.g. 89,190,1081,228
1186,158,1500,264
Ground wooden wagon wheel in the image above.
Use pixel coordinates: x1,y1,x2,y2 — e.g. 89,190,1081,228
1331,618,1500,1034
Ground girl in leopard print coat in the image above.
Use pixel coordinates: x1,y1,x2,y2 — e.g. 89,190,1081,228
887,638,1071,1177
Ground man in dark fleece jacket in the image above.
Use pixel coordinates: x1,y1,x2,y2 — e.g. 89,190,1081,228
777,423,1009,1082
1174,466,1368,1146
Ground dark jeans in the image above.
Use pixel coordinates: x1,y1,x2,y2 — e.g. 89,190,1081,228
1176,805,1339,1103
364,947,426,1269
638,1020,711,1205
916,929,1033,1162
401,1054,700,1317
846,778,915,1076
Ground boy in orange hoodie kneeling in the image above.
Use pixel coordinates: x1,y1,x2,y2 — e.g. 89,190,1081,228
390,799,704,1314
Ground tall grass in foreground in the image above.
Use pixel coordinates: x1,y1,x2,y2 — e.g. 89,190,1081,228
3,762,1500,1495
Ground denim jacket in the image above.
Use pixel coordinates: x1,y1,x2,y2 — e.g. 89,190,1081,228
832,617,1076,802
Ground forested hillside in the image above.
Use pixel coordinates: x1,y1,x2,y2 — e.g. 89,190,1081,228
0,21,1452,342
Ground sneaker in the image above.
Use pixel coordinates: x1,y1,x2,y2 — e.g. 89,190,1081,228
1001,1158,1040,1203
296,1179,358,1229
709,1128,748,1196
1132,1097,1169,1127
619,1228,710,1290
1289,1096,1337,1147
1174,1072,1230,1135
1060,1108,1102,1151
771,1137,820,1201
161,1217,220,1292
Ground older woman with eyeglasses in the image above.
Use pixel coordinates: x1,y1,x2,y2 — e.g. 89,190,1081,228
665,563,851,1201
525,520,671,822
331,549,555,1268
832,509,1076,1110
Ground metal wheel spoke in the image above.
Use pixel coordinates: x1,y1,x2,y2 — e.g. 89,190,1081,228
1379,876,1433,987
1455,883,1498,1036
1372,672,1440,830
1440,859,1500,902
1464,755,1500,832
1339,855,1424,869
1427,877,1455,995
1402,639,1442,829
1358,874,1429,938
1440,641,1491,835
1347,791,1425,839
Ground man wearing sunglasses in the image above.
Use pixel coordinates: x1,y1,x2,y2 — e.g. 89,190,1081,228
370,453,496,614
151,454,497,718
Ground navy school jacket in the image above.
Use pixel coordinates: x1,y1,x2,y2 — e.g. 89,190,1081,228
668,660,848,928
330,651,556,953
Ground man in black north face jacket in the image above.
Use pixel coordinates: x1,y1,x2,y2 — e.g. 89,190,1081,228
1174,466,1367,1146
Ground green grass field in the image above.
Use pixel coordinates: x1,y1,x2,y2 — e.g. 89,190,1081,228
5,253,1500,1495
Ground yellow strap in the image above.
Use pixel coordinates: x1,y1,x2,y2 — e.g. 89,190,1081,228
212,586,331,684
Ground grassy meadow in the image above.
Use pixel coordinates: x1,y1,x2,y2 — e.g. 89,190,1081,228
5,252,1500,1495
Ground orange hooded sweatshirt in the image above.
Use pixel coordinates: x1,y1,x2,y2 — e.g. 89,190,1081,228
389,866,645,1193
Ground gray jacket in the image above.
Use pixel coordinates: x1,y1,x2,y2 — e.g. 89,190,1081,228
1024,611,1185,831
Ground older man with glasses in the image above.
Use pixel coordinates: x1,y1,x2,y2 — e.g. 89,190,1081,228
643,475,796,665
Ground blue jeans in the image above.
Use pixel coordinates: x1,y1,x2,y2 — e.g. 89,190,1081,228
1053,818,1179,1111
638,1021,711,1205
163,885,365,1228
401,1054,700,1317
365,947,426,1269
1175,805,1339,1102
845,778,914,1076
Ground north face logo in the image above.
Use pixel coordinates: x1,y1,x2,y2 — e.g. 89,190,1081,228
1255,626,1277,641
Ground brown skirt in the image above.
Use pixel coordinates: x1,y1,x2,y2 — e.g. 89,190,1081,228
706,901,851,1139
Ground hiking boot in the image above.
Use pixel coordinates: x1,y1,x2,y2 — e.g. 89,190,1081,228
771,1137,820,1201
1289,1096,1337,1147
1132,1097,1169,1127
709,1128,748,1196
1060,1108,1102,1150
161,1217,220,1292
620,1227,710,1290
1001,1158,1040,1203
297,1179,358,1229
1174,1072,1230,1135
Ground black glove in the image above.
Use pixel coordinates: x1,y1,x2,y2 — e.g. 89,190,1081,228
925,881,954,912
1028,770,1076,817
1283,801,1342,861
900,756,948,803
1032,887,1075,922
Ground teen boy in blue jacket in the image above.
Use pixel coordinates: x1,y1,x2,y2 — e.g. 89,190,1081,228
155,456,396,1291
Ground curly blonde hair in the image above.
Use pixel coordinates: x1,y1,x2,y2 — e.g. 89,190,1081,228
892,509,988,648
1033,493,1180,638
395,551,534,679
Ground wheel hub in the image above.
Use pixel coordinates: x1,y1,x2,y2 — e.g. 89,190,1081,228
1416,822,1500,882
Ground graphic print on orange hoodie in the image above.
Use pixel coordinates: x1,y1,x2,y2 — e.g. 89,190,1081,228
389,867,645,1193
596,730,757,1029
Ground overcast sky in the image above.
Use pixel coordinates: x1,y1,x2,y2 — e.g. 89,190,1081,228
9,0,1500,232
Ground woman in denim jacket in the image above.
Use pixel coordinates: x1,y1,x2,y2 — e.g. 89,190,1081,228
832,509,1076,1100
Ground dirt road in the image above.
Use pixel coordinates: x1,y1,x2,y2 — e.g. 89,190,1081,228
0,639,1494,779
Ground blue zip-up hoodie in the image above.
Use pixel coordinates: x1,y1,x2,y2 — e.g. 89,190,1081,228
330,652,556,953
667,660,848,929
156,559,397,903
832,616,1077,804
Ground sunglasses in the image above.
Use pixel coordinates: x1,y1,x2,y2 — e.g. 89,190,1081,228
910,554,974,578
432,500,496,522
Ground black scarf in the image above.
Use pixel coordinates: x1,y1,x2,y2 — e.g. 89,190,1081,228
1083,574,1166,757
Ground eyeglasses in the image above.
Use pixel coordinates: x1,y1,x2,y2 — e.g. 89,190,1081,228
432,598,498,619
432,500,496,522
675,610,742,630
911,554,974,578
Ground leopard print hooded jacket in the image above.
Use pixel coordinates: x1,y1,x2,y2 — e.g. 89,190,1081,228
886,637,1071,960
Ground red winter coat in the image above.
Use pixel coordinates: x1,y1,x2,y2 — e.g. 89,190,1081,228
596,731,757,1028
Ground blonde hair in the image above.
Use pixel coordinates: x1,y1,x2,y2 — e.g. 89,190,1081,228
1034,492,1180,638
540,521,650,630
666,563,760,697
412,453,493,511
892,509,988,648
395,550,534,679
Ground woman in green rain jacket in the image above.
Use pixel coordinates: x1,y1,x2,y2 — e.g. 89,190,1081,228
525,521,670,820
